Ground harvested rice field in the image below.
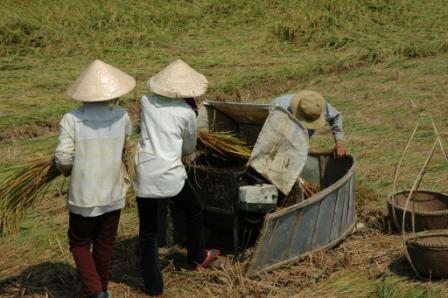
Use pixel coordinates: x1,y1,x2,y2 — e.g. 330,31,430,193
2,1,448,297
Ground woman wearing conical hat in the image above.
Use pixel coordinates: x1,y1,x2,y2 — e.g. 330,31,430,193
54,60,135,298
134,59,220,297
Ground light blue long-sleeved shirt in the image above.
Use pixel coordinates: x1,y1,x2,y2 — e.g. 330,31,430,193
271,94,344,141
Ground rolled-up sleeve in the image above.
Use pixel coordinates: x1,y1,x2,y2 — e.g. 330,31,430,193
271,94,294,113
55,114,75,176
325,103,344,142
181,111,198,155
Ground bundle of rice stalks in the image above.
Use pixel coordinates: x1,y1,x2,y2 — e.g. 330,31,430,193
123,138,138,209
0,157,60,237
198,130,252,159
123,137,138,183
0,136,140,237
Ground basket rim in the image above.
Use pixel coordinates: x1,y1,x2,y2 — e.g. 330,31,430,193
405,230,448,249
387,190,448,216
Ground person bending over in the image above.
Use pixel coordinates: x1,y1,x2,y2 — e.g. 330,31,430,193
272,90,347,158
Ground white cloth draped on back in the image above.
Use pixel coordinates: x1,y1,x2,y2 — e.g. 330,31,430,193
133,94,197,198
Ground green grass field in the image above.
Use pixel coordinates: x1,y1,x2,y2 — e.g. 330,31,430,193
1,1,448,297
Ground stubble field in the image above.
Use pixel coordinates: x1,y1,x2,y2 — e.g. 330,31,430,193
1,1,448,297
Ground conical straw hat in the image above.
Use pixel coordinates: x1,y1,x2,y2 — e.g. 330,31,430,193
67,59,136,102
148,59,208,98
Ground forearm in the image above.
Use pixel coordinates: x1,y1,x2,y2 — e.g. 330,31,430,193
55,116,75,176
55,152,74,177
182,134,197,155
332,128,344,142
182,112,198,155
326,103,344,142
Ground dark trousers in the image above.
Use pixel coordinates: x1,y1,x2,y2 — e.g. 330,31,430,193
137,181,206,296
68,210,121,296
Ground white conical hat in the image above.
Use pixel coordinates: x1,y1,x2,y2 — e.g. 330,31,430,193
67,59,136,102
148,59,208,98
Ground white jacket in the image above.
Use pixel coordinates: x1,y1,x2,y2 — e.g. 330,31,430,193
134,94,197,198
55,103,132,215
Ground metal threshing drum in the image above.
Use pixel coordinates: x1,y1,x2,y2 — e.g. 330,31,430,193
406,230,448,278
192,101,356,275
387,190,448,232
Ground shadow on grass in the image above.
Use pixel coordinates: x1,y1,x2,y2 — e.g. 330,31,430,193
109,236,200,294
110,228,238,294
109,236,142,292
388,254,442,282
0,261,80,298
389,255,416,278
0,233,232,297
0,237,147,297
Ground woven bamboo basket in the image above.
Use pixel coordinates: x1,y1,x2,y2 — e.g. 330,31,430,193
405,230,448,278
387,190,448,232
390,114,448,278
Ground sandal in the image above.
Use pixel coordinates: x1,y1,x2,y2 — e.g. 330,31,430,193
197,249,220,269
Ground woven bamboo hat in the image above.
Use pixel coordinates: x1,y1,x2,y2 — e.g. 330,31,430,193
147,59,208,98
290,90,326,129
67,59,136,102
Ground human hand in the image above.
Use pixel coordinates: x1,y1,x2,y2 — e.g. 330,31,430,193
299,178,314,197
333,141,347,159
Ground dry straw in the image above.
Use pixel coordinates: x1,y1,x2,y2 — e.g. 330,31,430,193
0,157,60,237
198,130,252,159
